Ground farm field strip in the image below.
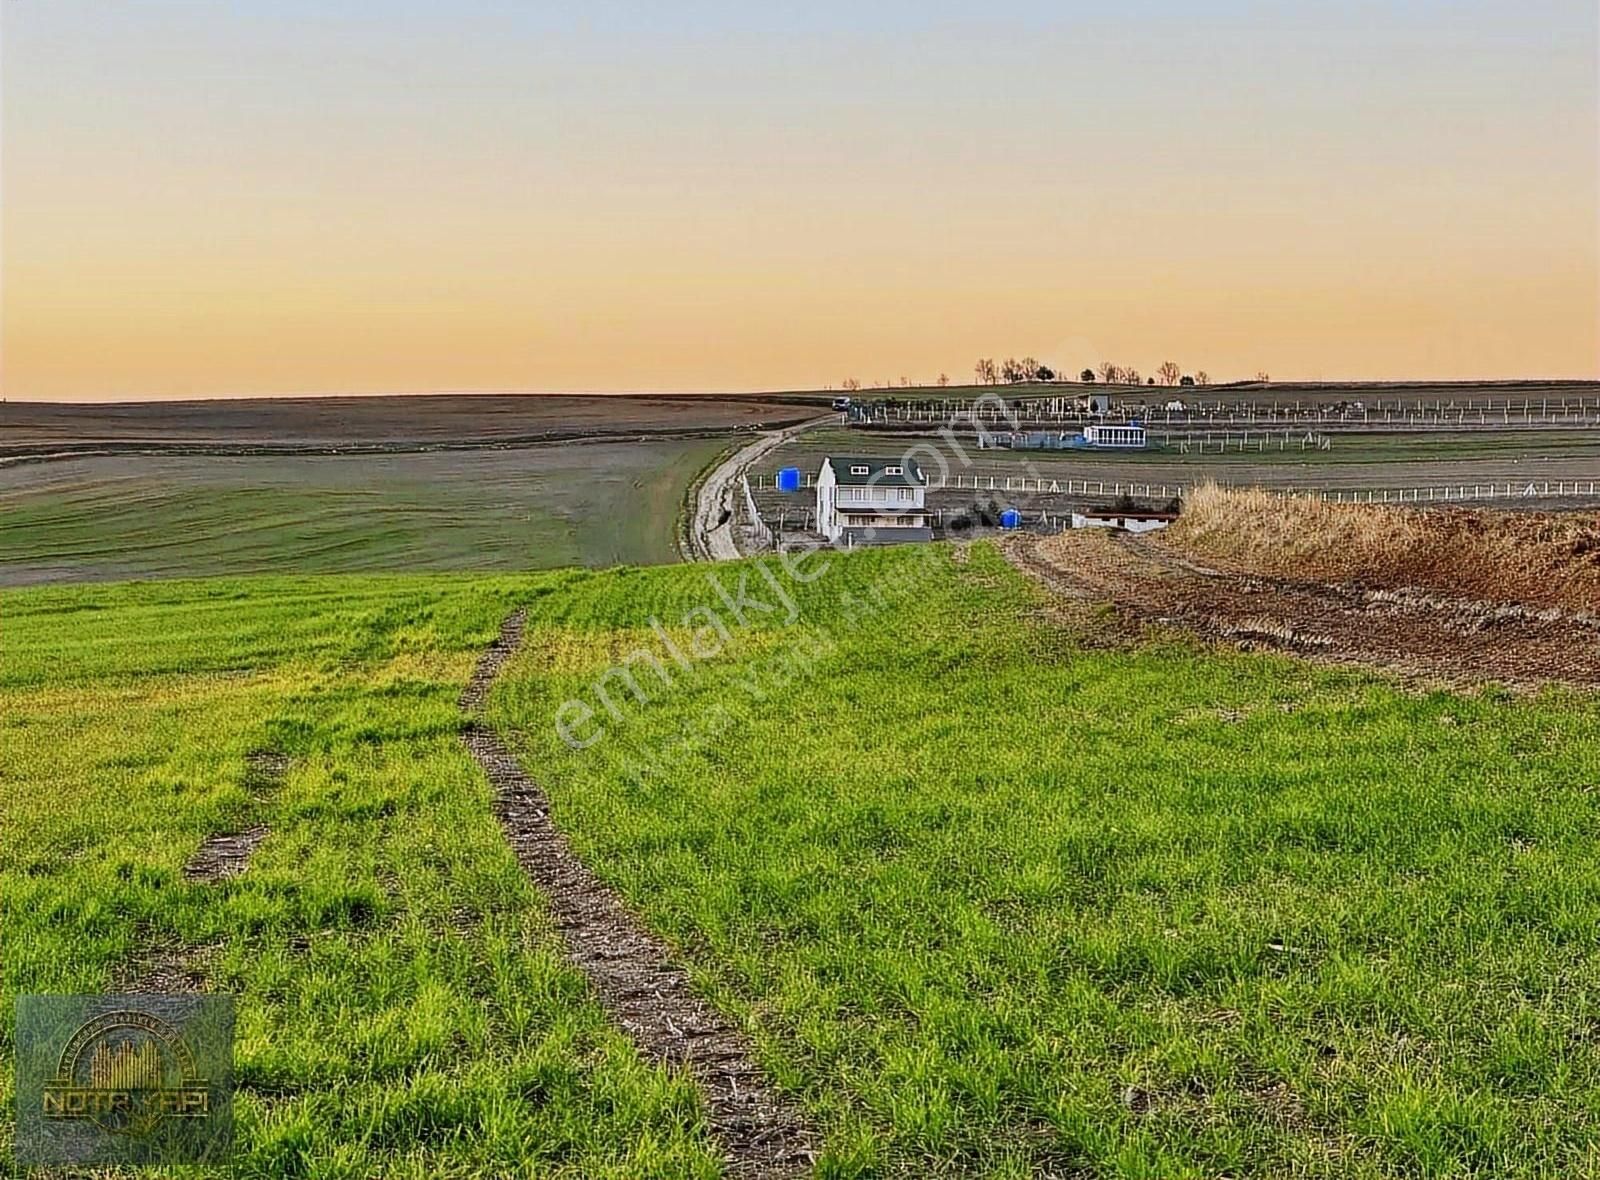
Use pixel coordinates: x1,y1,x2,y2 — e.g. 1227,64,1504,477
1006,530,1600,689
0,394,818,452
759,426,1600,478
0,440,724,585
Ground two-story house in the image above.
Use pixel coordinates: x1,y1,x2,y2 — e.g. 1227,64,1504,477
815,457,932,545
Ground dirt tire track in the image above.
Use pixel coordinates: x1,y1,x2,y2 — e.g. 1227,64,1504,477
460,609,819,1178
1005,532,1600,690
119,751,290,994
184,751,289,883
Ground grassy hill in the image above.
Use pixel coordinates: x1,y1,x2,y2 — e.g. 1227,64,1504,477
4,548,1599,1176
0,439,721,586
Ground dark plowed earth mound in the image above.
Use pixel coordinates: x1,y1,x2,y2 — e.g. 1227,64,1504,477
460,610,819,1179
1008,533,1600,690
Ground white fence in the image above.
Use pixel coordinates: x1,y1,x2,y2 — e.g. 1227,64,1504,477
844,396,1600,429
1313,482,1600,504
754,470,1600,506
741,475,772,549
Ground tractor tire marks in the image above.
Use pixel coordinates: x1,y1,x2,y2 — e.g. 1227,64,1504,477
121,750,289,994
460,609,819,1179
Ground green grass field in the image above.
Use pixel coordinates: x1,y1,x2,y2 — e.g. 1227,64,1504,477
485,546,1600,1177
4,548,1599,1176
0,574,724,1178
0,438,722,586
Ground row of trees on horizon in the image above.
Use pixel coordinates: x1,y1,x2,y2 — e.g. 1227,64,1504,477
836,361,1273,393
974,358,1262,388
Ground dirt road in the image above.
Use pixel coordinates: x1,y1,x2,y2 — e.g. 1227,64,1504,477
688,416,832,560
1006,530,1600,690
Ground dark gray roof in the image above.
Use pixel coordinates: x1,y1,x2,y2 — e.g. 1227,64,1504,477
826,457,927,487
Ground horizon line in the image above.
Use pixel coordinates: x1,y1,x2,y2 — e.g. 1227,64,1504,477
7,375,1600,407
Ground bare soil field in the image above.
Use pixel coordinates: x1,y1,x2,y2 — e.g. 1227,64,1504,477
1008,491,1600,689
0,393,818,457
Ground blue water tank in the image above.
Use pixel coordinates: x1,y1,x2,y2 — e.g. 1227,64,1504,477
1000,508,1022,529
776,467,802,493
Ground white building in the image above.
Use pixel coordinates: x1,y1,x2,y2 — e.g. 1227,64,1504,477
815,457,932,545
1071,509,1174,534
1082,423,1147,449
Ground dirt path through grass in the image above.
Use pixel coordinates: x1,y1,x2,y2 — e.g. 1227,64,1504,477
116,750,290,994
1006,530,1600,689
182,750,288,883
460,609,819,1178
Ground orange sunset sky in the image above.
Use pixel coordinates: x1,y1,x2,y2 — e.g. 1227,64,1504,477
2,1,1597,401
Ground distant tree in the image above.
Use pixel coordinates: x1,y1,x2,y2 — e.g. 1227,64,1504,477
1081,368,1096,383
1179,375,1196,387
1001,357,1023,383
1097,361,1121,385
1019,356,1041,382
1195,370,1210,385
1256,371,1271,383
937,373,949,387
1036,365,1055,382
1124,368,1141,387
1158,361,1182,386
1147,377,1155,385
842,377,862,391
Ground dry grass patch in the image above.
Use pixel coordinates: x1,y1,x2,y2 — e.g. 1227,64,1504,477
1167,483,1600,611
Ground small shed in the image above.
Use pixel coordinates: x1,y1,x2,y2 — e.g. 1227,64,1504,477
1082,423,1147,449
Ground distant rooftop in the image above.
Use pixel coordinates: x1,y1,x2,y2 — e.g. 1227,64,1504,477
824,457,927,487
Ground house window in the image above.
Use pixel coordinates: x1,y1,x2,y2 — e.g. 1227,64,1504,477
885,465,902,475
849,465,869,475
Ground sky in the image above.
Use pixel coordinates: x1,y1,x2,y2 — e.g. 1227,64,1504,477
2,1,1596,401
